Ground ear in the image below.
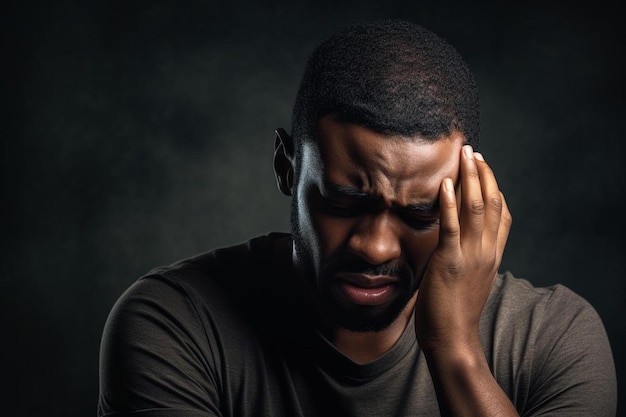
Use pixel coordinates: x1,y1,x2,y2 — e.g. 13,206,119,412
273,128,295,196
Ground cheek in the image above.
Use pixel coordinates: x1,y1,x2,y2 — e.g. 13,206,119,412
296,193,317,241
296,187,348,266
312,215,355,259
405,228,440,269
299,182,354,261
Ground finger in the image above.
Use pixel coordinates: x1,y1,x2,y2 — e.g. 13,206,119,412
459,145,484,243
473,153,502,248
495,191,513,269
437,177,461,255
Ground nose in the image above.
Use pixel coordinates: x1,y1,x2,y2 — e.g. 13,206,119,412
347,211,402,265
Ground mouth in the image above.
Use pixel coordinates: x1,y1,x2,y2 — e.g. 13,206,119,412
335,273,399,306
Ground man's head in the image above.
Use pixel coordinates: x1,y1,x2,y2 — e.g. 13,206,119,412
274,19,476,333
291,19,479,150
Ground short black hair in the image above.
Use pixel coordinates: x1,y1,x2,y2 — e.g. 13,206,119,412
291,19,480,149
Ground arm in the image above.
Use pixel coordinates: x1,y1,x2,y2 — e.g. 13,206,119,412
414,145,518,416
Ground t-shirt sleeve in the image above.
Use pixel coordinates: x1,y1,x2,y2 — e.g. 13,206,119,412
98,275,221,417
523,285,617,417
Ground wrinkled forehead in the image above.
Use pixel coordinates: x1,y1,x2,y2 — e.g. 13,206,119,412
302,116,464,204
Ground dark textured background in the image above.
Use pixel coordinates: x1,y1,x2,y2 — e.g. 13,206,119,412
3,1,624,416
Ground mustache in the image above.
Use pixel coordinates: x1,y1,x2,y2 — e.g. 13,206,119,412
326,256,411,280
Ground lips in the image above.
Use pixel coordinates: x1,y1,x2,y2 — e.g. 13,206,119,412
335,273,399,306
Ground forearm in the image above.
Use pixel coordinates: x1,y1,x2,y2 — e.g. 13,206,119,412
423,339,519,417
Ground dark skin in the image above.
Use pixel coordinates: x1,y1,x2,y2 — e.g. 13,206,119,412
274,115,516,416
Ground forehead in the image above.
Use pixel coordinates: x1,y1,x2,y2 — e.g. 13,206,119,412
304,116,465,204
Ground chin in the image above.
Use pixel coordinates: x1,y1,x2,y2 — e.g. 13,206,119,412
329,299,409,333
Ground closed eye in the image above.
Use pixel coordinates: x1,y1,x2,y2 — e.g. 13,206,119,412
318,183,440,230
324,198,439,230
318,184,374,216
400,214,439,231
400,202,440,231
322,198,369,217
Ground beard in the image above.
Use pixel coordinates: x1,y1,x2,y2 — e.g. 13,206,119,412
321,257,419,332
291,193,421,333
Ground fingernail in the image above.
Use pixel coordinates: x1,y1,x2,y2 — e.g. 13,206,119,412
443,178,454,192
463,145,474,158
474,152,484,161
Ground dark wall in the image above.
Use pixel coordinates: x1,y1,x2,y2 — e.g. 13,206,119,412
3,1,624,415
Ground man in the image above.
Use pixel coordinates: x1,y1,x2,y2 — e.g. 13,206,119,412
98,19,617,416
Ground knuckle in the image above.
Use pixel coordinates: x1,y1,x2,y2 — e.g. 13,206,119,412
442,199,456,210
469,199,485,214
432,254,464,277
444,262,462,277
441,222,460,237
488,195,503,211
466,168,480,179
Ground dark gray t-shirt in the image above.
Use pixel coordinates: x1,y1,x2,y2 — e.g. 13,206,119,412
98,233,617,416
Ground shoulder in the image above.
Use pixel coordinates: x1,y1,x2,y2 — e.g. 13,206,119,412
128,232,291,302
487,272,604,334
485,272,611,356
108,231,294,331
98,233,295,415
484,272,617,416
149,232,292,281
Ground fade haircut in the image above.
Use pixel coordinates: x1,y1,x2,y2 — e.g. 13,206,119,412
290,19,480,154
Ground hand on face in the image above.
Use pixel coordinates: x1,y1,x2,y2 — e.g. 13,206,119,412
414,145,512,352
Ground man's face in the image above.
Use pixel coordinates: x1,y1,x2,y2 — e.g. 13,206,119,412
291,115,464,332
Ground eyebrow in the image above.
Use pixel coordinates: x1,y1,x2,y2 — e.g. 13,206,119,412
323,182,440,213
326,183,371,199
404,201,439,214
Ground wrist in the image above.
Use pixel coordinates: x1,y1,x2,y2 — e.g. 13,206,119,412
420,334,485,367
